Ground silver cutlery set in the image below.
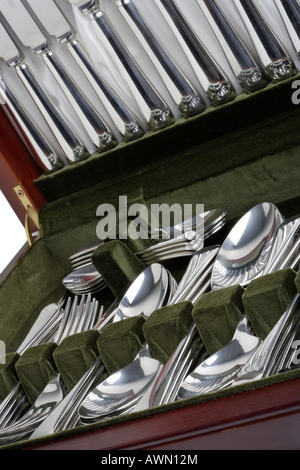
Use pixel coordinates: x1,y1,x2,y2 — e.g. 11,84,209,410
0,0,299,172
0,202,300,444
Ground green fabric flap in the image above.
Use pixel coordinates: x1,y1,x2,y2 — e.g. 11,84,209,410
0,240,67,354
53,330,101,393
97,316,145,375
242,268,297,340
0,353,20,402
92,240,145,298
143,301,194,364
192,285,245,356
34,76,299,204
295,271,300,293
15,343,57,404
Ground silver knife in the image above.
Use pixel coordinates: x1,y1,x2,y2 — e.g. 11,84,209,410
0,76,60,172
0,0,116,151
0,21,84,163
114,0,206,117
153,0,236,107
274,0,300,59
69,0,174,131
24,0,145,142
196,0,269,93
233,0,296,82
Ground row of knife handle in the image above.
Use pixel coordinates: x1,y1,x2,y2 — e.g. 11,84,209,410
0,0,299,173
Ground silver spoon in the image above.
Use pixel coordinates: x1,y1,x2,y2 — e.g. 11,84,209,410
28,264,173,439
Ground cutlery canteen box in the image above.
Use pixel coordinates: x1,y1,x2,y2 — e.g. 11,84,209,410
1,34,300,450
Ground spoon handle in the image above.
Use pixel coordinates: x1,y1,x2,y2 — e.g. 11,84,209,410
154,0,236,106
0,78,60,172
197,0,268,93
233,0,296,82
274,0,300,58
115,0,206,117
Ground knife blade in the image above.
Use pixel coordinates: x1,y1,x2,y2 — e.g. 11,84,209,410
233,0,296,82
24,0,144,142
0,20,84,163
114,0,205,117
69,0,174,131
1,0,116,150
196,0,268,93
274,0,300,59
153,0,236,106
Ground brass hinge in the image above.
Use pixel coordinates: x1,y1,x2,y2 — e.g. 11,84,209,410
13,185,40,246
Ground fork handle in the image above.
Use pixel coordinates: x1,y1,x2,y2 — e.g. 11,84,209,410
233,0,296,82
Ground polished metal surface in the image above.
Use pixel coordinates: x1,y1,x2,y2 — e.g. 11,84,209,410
211,202,284,290
1,0,117,150
154,0,236,106
29,264,174,437
69,0,174,131
25,0,145,142
0,295,103,444
0,77,60,172
233,294,300,385
196,0,268,92
274,0,300,59
233,0,296,82
178,317,262,398
115,0,206,117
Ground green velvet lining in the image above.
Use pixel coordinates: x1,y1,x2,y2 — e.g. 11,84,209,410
15,343,57,404
143,301,194,364
92,240,145,297
192,285,245,356
243,269,297,340
0,353,20,402
295,271,300,293
97,316,145,375
53,330,100,393
0,241,67,355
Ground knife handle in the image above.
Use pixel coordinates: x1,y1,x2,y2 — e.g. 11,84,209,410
65,38,145,142
14,61,85,163
41,48,116,150
154,0,236,106
197,0,269,93
116,0,206,117
86,8,174,131
0,78,60,172
274,0,300,58
233,0,296,82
